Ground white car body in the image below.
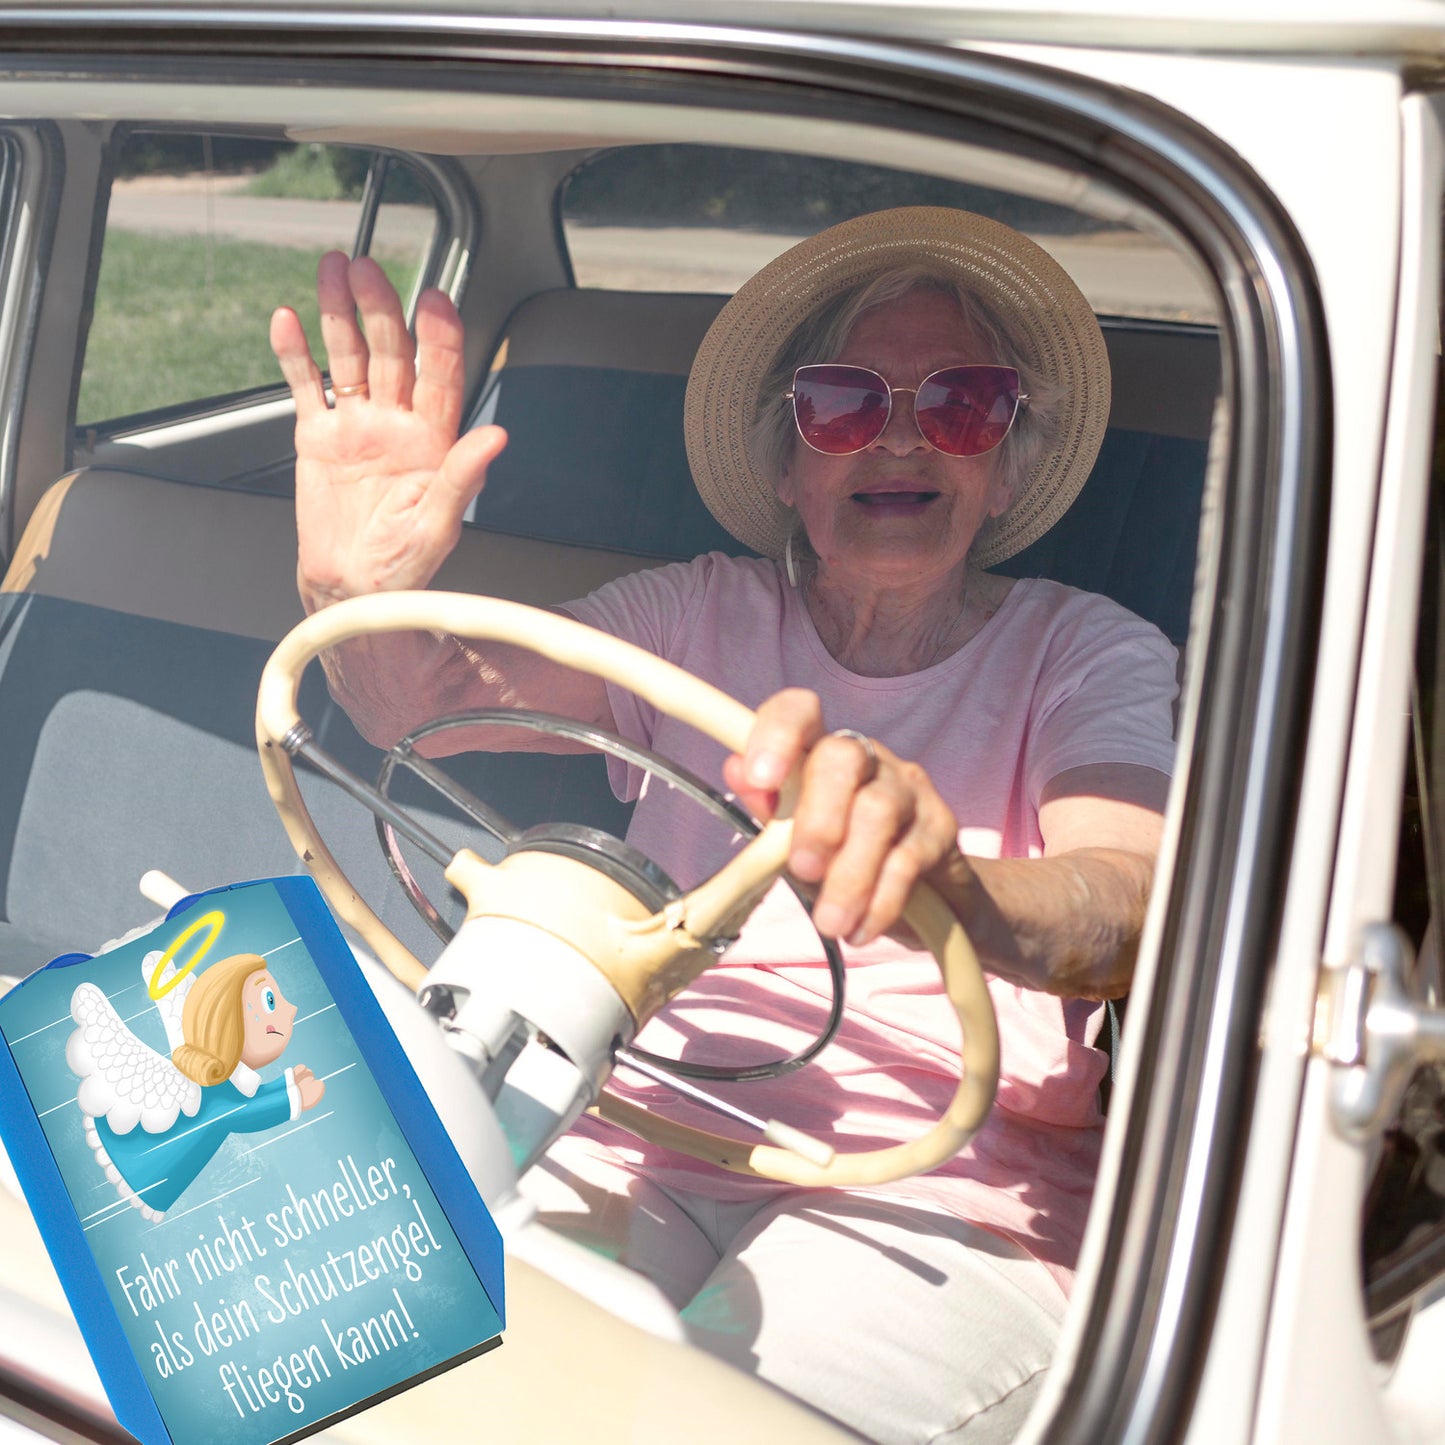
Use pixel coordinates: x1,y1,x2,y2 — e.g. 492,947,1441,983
0,4,1442,1443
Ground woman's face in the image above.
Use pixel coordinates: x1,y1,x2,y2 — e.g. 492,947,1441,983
776,290,1015,593
238,970,298,1069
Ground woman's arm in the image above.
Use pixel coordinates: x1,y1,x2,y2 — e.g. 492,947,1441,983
270,252,612,752
726,690,1167,1000
925,767,1166,1000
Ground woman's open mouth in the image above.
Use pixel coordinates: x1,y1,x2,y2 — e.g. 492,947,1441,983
851,488,940,515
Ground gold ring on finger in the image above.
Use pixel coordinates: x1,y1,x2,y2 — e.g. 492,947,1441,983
332,381,370,399
832,728,879,785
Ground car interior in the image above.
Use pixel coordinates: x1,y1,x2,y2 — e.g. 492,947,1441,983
0,124,1219,979
0,81,1225,1438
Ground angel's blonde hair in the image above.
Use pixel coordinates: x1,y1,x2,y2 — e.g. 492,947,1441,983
171,953,268,1087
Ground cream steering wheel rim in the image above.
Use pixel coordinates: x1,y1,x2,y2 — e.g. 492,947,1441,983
256,591,998,1187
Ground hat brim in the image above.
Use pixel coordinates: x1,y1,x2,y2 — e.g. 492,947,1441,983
683,206,1111,568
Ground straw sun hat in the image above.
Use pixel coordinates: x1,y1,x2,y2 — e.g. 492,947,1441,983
683,206,1111,569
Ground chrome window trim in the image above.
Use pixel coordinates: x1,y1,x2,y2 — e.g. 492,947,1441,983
0,122,60,569
0,16,1330,1445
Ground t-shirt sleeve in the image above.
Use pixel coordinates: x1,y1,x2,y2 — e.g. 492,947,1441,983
1023,595,1179,805
560,556,712,800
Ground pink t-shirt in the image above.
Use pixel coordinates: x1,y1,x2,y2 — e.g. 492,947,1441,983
564,553,1177,1294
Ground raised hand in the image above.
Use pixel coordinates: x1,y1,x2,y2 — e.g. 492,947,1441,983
270,252,507,613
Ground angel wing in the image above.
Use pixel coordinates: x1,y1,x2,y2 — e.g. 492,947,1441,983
140,948,194,1054
66,982,201,1135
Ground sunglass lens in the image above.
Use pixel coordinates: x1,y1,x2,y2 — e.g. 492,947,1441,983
792,366,890,454
915,366,1021,456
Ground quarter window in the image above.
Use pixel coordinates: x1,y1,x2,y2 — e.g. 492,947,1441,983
76,134,442,428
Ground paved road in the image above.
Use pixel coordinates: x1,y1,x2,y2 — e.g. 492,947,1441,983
107,184,1216,322
567,224,1215,322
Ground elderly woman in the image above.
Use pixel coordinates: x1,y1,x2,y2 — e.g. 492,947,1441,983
271,207,1176,1444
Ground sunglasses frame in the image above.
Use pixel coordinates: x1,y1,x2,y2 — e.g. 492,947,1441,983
785,363,1028,458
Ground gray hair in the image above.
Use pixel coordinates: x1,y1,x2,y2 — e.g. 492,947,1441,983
748,265,1063,547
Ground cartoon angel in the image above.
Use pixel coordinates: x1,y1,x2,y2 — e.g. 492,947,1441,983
66,951,325,1221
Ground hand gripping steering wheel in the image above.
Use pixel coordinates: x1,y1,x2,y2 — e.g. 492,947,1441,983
256,591,999,1187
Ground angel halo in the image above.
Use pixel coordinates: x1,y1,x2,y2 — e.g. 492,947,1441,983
66,950,325,1221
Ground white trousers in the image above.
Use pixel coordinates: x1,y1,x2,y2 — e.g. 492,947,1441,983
522,1136,1065,1445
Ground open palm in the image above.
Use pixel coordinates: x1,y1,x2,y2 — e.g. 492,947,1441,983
271,252,507,610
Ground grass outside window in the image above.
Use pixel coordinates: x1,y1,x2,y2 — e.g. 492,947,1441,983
78,231,423,426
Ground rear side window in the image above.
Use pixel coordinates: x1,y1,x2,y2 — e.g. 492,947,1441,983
77,134,443,427
475,142,1217,603
559,143,1216,323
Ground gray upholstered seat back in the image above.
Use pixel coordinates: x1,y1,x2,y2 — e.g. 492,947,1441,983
0,472,639,975
476,289,1218,643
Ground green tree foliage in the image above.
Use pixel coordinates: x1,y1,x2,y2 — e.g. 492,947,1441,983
116,133,432,206
116,133,283,178
563,145,1102,235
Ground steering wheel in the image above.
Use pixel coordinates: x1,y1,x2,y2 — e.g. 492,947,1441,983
373,706,851,1084
255,591,999,1188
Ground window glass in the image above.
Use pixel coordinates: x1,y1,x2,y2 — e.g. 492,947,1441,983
479,141,1216,624
560,144,1216,323
76,134,442,426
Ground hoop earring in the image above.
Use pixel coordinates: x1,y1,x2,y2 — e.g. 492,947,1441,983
785,531,800,589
